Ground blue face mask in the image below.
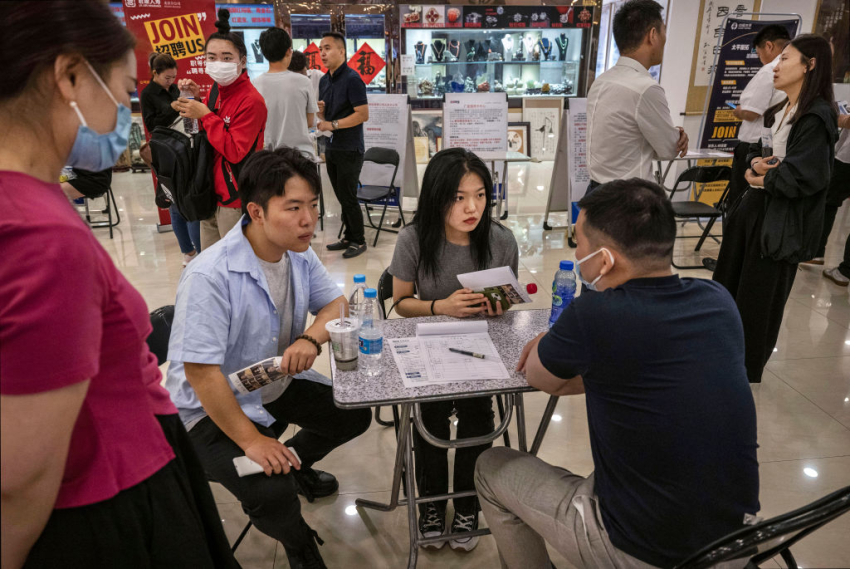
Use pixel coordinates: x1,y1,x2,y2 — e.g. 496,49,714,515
575,247,614,292
66,61,132,172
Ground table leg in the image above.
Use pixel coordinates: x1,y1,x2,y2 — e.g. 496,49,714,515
356,402,411,512
515,393,528,453
530,395,560,456
405,420,419,569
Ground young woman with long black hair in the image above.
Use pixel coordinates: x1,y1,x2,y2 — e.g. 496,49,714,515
713,34,839,383
389,147,519,551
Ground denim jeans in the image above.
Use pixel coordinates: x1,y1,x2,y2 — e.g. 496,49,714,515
170,204,201,255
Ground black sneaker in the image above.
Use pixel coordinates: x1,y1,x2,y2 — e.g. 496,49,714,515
326,239,350,251
702,257,718,272
342,243,367,259
284,520,327,569
449,510,480,551
295,468,339,502
418,502,446,549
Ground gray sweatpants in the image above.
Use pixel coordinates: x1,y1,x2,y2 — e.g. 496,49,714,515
475,447,745,569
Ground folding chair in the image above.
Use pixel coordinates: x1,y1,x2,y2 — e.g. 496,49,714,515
83,186,121,239
338,147,406,246
674,485,850,569
667,165,731,270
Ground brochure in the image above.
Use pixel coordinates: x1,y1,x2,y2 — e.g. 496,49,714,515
456,266,532,311
228,357,290,395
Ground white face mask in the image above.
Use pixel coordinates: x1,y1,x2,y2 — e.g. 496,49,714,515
205,61,239,86
575,248,614,291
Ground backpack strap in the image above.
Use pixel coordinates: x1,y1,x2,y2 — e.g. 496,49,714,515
207,83,219,112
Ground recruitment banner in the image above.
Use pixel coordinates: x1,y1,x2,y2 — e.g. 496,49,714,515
124,0,217,97
699,17,798,152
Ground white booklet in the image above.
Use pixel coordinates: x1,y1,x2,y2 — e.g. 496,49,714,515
456,266,532,311
388,321,509,388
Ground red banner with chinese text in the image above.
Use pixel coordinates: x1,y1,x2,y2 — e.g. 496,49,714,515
348,43,385,85
302,42,327,73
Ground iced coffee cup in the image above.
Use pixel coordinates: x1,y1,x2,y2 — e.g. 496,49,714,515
325,317,360,371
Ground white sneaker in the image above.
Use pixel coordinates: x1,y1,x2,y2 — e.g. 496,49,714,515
823,267,849,287
418,503,446,549
449,511,480,551
182,251,197,267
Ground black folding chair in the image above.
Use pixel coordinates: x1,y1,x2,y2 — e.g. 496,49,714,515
338,147,406,246
674,485,850,569
667,166,731,270
83,186,121,239
146,305,254,554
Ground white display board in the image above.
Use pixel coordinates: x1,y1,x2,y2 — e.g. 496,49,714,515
544,98,587,236
694,1,755,86
362,94,420,204
442,93,508,152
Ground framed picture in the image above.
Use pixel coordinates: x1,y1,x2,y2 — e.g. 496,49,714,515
507,122,530,155
411,110,443,157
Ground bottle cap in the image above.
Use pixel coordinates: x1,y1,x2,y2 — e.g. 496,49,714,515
526,283,538,294
364,288,377,298
560,260,574,271
354,274,366,283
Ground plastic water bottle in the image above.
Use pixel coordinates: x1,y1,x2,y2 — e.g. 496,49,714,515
548,260,576,328
348,274,367,324
359,288,384,377
180,87,199,134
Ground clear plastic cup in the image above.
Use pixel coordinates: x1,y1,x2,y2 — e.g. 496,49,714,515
325,318,360,371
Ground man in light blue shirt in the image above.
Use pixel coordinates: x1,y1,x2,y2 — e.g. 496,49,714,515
165,147,371,568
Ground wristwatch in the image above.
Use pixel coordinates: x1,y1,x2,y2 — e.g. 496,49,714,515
331,120,339,130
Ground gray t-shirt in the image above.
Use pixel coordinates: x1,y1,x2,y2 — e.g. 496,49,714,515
389,223,520,301
257,254,295,402
253,71,319,156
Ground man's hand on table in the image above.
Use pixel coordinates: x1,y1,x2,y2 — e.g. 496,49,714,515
517,331,547,373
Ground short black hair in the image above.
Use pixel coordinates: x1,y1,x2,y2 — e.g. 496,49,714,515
258,27,292,63
288,51,307,73
753,24,792,49
238,148,320,216
322,31,346,49
612,0,664,54
578,178,675,262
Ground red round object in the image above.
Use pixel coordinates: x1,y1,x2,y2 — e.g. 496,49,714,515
526,283,538,294
447,8,460,23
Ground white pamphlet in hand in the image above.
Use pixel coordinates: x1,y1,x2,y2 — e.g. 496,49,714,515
228,357,291,395
457,266,531,311
233,448,302,477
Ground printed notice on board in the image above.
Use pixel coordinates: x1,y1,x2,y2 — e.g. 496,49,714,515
442,93,508,153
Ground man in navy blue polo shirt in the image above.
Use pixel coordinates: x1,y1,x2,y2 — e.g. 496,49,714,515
317,31,370,259
475,179,759,569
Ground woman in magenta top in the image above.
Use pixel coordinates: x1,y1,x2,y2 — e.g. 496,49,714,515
0,3,236,567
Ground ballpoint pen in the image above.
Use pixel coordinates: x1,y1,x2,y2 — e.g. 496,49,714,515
449,348,486,359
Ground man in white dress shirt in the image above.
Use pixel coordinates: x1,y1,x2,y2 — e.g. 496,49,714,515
727,25,791,207
586,0,688,188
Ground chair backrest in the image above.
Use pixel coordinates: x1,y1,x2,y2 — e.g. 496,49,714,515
669,165,732,201
377,268,394,319
674,485,850,569
361,147,401,191
147,305,175,365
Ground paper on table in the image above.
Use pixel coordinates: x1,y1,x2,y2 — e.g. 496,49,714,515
418,333,509,383
456,266,531,310
388,338,431,387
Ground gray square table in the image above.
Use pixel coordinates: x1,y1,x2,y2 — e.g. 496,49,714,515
331,309,560,568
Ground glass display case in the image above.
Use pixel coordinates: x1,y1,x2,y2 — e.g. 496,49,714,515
216,3,276,81
401,4,597,100
290,13,332,62
344,14,389,93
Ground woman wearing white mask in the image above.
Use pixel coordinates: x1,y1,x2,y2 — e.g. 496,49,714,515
0,2,237,568
173,8,267,249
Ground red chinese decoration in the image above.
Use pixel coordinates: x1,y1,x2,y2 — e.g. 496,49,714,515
302,42,327,73
347,42,385,85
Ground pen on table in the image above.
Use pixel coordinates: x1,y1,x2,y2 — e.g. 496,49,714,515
449,348,486,359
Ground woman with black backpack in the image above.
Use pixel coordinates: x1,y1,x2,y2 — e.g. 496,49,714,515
141,52,202,266
713,34,839,384
172,8,267,249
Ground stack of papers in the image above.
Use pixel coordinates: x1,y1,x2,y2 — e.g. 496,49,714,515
388,321,510,388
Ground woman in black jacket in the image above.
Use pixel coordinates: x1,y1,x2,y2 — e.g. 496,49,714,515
713,34,838,384
140,53,202,264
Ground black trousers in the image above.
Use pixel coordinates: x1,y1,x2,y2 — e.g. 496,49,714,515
187,380,371,550
815,159,850,261
413,396,495,516
326,149,365,245
24,415,239,569
713,189,797,383
727,141,753,214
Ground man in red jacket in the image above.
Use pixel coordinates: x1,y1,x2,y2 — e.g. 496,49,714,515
175,13,267,249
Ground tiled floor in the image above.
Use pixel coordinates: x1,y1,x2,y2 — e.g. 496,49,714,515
92,163,849,568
